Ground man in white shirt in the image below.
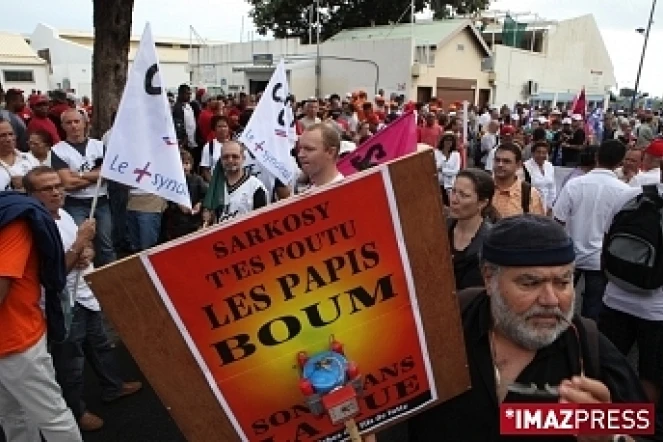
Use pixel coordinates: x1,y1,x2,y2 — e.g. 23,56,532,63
24,166,142,432
479,120,499,169
552,139,630,321
297,123,344,189
51,109,115,266
630,139,663,187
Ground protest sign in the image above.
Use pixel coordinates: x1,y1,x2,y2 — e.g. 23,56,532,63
100,23,191,208
86,150,469,442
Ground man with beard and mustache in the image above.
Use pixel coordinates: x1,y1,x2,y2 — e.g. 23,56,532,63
369,215,653,442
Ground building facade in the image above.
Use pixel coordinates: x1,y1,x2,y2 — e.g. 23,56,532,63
0,32,49,93
190,14,615,109
28,23,218,97
481,14,616,109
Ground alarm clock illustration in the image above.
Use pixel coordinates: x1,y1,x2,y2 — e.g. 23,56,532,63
296,336,364,440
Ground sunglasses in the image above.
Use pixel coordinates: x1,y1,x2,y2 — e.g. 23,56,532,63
503,317,584,400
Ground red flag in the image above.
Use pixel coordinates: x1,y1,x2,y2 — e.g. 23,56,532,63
571,87,587,117
337,111,417,175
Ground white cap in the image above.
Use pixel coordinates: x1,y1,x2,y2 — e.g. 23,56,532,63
511,113,520,121
340,140,357,155
562,117,572,125
538,116,548,124
448,111,456,117
551,109,561,115
324,94,331,100
346,92,352,98
572,114,583,121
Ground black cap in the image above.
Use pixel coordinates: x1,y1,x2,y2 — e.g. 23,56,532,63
482,215,575,267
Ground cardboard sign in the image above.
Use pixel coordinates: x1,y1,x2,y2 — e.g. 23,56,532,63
86,151,469,442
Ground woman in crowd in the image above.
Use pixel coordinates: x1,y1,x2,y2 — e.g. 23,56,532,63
0,119,39,191
27,129,54,166
524,140,556,215
435,132,461,206
447,168,497,290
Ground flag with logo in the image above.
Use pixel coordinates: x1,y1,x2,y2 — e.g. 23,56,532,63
100,23,191,208
337,111,417,176
238,59,297,186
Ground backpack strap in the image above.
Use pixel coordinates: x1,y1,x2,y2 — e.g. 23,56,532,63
457,287,487,312
208,140,215,165
578,317,601,378
521,180,531,214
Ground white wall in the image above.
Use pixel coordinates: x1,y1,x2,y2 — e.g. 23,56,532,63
30,23,190,96
189,37,412,99
491,15,616,107
0,63,49,92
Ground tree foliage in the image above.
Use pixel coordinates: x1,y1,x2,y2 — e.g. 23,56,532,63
247,0,491,43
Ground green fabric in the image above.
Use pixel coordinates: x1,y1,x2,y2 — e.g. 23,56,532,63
502,15,527,48
202,163,226,212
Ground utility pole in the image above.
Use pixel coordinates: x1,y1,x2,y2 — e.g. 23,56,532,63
315,0,321,98
632,0,657,112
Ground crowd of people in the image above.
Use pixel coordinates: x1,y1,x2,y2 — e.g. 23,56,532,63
1,82,662,441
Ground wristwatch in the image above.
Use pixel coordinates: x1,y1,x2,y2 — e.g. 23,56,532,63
78,171,84,178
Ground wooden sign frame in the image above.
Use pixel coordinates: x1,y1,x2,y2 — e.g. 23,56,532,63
86,150,470,441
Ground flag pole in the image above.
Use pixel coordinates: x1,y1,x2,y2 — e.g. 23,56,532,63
72,173,103,298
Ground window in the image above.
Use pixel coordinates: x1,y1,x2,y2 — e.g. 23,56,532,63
3,70,34,82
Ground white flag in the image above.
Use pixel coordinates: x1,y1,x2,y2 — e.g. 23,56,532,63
101,23,191,208
238,59,296,185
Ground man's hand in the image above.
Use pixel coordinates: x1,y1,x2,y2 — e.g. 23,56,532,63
75,246,95,270
77,219,96,243
191,202,201,215
363,435,376,442
559,376,615,442
202,209,212,225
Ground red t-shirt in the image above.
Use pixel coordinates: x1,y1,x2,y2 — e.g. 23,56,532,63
27,117,61,144
198,109,213,142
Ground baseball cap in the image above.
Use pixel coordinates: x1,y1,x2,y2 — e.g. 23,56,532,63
646,139,663,158
500,125,515,136
562,117,572,125
572,114,583,121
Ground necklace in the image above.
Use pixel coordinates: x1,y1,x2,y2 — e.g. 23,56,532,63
489,329,501,386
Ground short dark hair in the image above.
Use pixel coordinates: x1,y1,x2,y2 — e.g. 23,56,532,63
495,142,522,163
29,129,55,147
597,140,626,169
5,89,22,103
532,127,547,142
23,166,58,193
532,140,549,154
210,115,229,131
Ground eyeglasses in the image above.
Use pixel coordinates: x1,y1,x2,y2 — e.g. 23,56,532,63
35,184,64,193
502,317,585,400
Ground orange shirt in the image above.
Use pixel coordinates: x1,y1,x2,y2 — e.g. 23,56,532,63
0,219,44,357
493,178,545,218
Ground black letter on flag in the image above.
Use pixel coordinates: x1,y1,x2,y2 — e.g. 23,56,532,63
144,64,161,95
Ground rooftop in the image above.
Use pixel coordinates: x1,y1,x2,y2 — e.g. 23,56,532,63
56,28,225,47
0,31,45,65
328,19,491,55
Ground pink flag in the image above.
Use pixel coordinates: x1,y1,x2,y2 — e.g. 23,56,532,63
337,111,417,175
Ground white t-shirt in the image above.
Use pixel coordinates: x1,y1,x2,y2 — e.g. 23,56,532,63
55,208,100,311
603,185,663,320
200,139,224,175
51,138,107,198
524,158,556,210
552,169,630,270
216,174,267,223
630,168,661,187
183,103,197,147
484,147,497,172
0,150,39,191
26,151,51,167
434,150,461,190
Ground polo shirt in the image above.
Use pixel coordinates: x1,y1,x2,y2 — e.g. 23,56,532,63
493,178,545,218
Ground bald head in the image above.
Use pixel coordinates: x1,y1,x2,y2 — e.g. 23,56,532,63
61,108,86,142
221,140,245,175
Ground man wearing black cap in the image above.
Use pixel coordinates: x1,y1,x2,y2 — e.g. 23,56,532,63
378,215,652,441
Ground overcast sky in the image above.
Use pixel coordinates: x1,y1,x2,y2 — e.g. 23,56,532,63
2,0,661,96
